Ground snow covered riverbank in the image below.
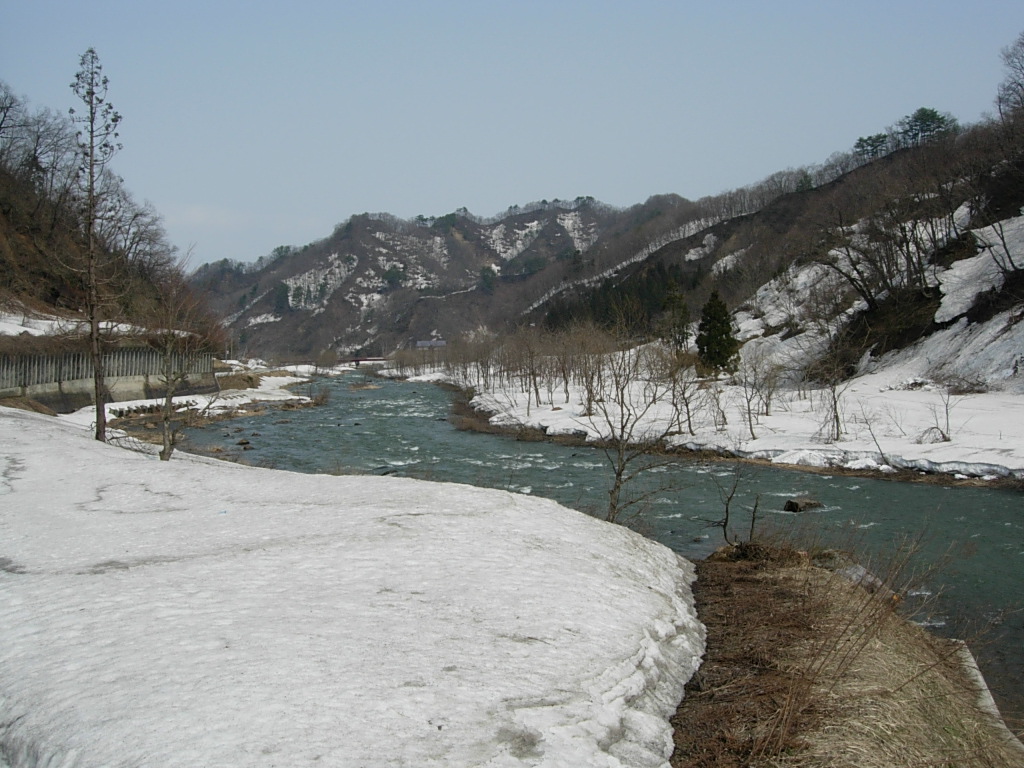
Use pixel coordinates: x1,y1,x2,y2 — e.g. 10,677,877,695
470,367,1024,482
0,408,704,767
407,344,1024,485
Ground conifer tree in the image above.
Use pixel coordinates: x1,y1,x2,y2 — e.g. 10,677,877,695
696,290,738,371
897,107,958,147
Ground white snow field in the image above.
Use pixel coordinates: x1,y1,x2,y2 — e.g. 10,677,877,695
0,408,704,768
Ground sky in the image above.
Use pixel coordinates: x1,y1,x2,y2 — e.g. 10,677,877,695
3,1,1024,267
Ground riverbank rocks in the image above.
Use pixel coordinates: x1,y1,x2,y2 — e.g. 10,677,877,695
783,497,823,512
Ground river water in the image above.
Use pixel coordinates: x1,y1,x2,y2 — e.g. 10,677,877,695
182,371,1023,720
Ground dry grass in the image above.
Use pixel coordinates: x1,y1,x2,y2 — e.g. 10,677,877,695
672,546,1024,767
0,396,58,415
215,372,264,390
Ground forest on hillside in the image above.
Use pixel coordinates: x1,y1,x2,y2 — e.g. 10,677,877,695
538,97,1023,344
0,52,221,348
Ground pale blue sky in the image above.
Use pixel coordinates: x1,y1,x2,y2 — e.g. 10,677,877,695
3,1,1023,265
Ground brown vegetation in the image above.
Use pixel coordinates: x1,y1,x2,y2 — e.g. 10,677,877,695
671,547,1024,767
0,396,57,415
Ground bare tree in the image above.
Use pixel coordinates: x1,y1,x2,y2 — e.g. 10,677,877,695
974,217,1022,274
651,345,703,437
709,471,742,546
806,149,966,313
0,83,83,294
996,30,1024,122
69,48,122,442
705,381,729,432
145,263,225,460
737,364,761,441
812,192,906,312
857,404,892,467
577,342,680,524
505,326,544,416
315,347,339,375
549,328,580,404
0,82,28,168
735,341,784,440
811,358,849,444
568,322,615,417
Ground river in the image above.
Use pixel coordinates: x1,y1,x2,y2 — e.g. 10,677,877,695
181,370,1024,720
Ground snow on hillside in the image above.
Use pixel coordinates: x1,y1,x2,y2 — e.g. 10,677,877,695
0,313,58,336
282,252,358,312
0,314,150,338
0,408,703,768
711,247,746,276
523,219,720,316
684,234,718,263
557,210,598,253
935,249,1005,323
487,221,543,261
429,215,1024,482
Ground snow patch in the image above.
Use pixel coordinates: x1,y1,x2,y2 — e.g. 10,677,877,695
557,210,598,253
487,221,543,261
683,233,717,262
935,251,1006,323
712,248,746,276
245,313,279,327
282,252,358,311
0,409,704,767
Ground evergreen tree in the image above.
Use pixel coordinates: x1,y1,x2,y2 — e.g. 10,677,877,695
272,283,291,314
478,266,497,294
854,133,889,160
696,290,738,370
897,107,958,147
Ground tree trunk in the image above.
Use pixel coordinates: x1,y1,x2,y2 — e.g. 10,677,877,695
159,390,174,461
88,242,106,442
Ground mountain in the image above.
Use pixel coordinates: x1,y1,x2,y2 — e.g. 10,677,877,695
196,104,1021,366
191,195,707,360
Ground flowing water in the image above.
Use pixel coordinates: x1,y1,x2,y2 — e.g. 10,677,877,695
182,371,1024,720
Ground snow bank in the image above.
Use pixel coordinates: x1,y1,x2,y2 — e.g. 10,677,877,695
0,409,703,767
452,341,1024,482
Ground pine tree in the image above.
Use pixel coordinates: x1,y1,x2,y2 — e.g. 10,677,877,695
696,290,738,370
897,107,958,147
478,266,497,295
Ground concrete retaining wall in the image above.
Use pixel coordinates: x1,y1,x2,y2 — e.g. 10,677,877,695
0,349,217,413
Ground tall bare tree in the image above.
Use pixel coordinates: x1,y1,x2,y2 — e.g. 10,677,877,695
70,48,122,441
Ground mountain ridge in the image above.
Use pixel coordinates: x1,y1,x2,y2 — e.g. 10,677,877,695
191,194,707,359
